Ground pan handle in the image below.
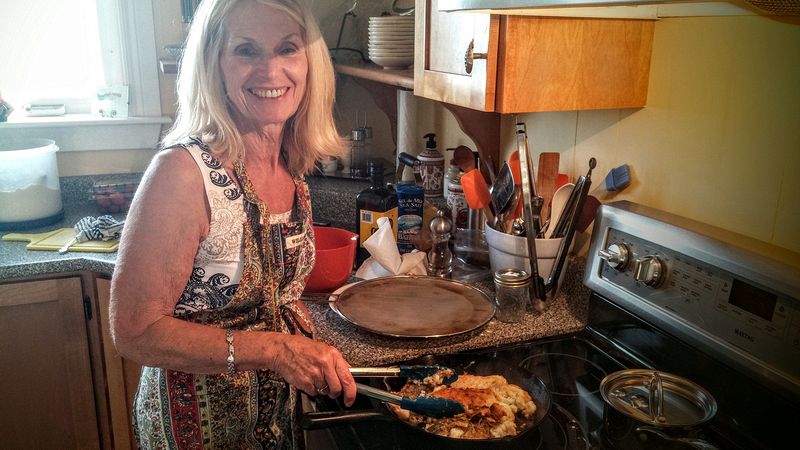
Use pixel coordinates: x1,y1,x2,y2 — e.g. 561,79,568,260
300,410,392,429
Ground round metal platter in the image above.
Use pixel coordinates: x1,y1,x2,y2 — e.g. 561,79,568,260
328,275,495,338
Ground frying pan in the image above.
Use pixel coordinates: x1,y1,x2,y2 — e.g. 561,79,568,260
301,353,552,449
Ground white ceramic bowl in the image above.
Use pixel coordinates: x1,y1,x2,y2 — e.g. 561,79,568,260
368,36,414,44
368,24,414,31
369,55,414,69
369,51,414,58
368,39,414,46
368,48,414,55
368,45,413,52
369,16,414,22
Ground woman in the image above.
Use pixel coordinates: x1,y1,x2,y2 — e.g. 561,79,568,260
110,0,356,448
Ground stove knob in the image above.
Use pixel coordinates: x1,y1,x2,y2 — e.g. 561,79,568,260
598,243,630,270
633,256,665,287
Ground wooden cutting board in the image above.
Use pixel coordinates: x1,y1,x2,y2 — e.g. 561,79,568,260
2,228,119,253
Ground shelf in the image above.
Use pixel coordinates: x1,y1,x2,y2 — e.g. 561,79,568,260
334,63,414,90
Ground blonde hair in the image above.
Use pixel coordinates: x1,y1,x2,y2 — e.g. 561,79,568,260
162,0,345,175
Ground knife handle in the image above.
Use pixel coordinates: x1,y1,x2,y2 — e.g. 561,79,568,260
58,236,79,254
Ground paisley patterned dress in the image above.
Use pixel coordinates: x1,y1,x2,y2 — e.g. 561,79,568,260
132,138,317,449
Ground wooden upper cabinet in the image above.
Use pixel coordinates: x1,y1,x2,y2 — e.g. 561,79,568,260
415,0,499,111
415,0,655,113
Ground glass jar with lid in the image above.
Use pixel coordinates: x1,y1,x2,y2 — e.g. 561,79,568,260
493,268,531,322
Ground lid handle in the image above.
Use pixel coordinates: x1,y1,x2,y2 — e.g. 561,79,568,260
649,371,666,422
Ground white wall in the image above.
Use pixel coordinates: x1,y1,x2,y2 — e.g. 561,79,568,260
418,15,800,255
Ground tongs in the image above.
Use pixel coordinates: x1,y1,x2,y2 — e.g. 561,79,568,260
354,382,465,418
515,123,546,303
350,365,458,385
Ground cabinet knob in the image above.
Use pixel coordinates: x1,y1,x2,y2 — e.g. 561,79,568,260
464,39,487,74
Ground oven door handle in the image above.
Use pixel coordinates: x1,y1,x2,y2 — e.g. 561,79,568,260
636,426,719,450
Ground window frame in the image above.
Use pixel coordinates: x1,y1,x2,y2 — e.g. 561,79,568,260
0,0,170,152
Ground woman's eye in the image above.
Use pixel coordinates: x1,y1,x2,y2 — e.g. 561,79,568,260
234,45,258,57
279,43,300,56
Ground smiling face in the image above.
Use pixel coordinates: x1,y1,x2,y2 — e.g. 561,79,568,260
220,1,308,131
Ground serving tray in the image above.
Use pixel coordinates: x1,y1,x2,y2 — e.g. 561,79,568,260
324,275,495,338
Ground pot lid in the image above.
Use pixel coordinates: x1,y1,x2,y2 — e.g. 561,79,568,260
600,369,717,427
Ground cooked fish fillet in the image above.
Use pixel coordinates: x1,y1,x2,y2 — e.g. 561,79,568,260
390,372,537,439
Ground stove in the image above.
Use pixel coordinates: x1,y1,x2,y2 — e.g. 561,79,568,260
306,201,799,449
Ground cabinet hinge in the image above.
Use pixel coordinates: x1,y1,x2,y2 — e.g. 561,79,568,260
83,295,93,320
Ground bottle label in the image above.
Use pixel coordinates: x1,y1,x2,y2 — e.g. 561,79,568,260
358,207,398,247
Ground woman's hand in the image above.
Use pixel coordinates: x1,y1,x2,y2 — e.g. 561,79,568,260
271,334,357,406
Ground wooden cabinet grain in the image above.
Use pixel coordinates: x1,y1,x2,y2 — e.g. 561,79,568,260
414,0,655,113
0,275,141,449
96,277,141,450
0,277,101,449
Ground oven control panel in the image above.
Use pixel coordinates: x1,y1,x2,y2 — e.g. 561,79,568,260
585,202,800,396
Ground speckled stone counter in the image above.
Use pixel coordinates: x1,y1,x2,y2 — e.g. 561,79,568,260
0,202,121,280
2,174,590,363
307,258,590,366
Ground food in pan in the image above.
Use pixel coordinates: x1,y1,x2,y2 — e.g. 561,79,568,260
388,373,537,439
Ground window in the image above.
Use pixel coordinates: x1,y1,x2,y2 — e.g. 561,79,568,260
1,0,104,112
0,0,169,151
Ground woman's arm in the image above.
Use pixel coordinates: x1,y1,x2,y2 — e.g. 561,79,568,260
109,148,355,404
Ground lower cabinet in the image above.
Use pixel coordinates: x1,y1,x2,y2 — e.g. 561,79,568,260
0,275,141,449
96,277,142,450
0,277,101,449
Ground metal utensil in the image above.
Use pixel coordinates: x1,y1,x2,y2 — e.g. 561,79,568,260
546,158,595,294
494,185,520,233
355,383,465,418
515,123,546,304
350,365,458,385
490,162,515,219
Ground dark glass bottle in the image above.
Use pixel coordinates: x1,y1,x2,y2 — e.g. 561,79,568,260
355,161,398,266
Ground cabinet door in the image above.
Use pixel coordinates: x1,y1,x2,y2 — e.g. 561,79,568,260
97,277,141,450
0,278,100,449
414,0,499,111
496,16,654,112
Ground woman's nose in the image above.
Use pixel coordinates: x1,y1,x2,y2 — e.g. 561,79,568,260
256,55,281,78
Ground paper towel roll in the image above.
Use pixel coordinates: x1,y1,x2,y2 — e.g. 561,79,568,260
397,90,417,182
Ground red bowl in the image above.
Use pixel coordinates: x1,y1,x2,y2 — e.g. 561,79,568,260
305,226,358,293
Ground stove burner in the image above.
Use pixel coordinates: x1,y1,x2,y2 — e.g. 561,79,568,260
520,352,608,397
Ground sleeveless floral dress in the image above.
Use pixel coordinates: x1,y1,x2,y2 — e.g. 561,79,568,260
132,138,317,449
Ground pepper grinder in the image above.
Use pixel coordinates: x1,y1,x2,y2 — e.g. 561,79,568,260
426,210,453,278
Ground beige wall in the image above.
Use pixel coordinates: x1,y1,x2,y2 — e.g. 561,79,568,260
419,15,800,255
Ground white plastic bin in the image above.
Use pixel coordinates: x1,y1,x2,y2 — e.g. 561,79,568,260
0,138,63,229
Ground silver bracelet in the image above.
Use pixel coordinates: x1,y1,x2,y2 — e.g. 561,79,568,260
225,329,235,375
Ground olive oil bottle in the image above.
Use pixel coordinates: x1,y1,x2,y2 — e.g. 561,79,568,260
355,161,397,266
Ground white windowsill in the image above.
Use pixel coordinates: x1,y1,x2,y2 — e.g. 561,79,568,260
0,114,172,152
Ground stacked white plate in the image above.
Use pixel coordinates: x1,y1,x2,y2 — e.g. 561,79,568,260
368,15,414,70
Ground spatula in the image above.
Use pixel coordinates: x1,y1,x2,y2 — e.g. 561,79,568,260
355,382,465,418
460,168,495,225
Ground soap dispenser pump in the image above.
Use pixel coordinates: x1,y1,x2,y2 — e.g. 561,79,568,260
417,133,444,198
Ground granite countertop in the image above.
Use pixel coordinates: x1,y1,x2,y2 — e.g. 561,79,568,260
308,258,589,366
0,202,122,280
1,194,590,367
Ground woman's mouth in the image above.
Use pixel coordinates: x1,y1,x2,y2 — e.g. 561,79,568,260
249,88,287,99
